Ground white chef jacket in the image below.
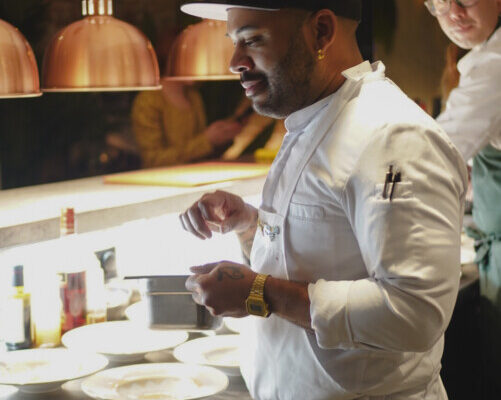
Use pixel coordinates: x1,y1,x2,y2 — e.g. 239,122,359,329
437,26,501,161
241,61,468,400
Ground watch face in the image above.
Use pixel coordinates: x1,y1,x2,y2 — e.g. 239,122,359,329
249,303,264,314
246,298,269,317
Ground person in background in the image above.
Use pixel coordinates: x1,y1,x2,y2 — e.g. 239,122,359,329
131,28,285,168
178,1,467,399
425,0,501,397
131,79,242,168
131,28,242,168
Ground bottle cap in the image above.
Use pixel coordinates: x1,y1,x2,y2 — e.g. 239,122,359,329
11,265,24,287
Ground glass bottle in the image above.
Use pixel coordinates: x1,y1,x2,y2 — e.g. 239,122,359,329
57,207,87,334
32,271,62,348
3,265,32,351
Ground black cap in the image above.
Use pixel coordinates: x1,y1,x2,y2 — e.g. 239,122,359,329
11,265,24,287
181,0,362,22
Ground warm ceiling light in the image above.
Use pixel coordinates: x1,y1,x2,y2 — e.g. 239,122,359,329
0,19,41,99
165,19,238,81
42,0,160,92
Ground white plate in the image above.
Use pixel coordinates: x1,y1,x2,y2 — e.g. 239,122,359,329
224,316,254,334
62,321,189,363
173,335,241,376
0,348,108,393
82,362,229,400
0,384,18,397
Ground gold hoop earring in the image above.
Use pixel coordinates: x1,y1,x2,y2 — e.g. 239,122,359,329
317,49,325,61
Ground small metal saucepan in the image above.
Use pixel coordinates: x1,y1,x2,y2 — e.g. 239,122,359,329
124,275,222,331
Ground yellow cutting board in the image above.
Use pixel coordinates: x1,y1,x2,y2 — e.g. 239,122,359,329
104,162,270,187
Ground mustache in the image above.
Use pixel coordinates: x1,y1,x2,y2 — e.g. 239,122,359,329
240,72,267,84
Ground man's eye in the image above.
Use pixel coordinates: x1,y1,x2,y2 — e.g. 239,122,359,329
244,37,261,46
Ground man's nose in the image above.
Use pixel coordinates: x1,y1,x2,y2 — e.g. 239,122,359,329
448,1,468,20
229,48,254,74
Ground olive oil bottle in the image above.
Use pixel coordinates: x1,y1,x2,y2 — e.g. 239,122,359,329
4,265,32,351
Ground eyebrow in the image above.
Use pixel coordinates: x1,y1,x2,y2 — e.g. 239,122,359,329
226,25,260,37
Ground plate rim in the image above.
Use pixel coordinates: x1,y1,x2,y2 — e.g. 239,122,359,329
81,362,229,400
61,321,189,356
0,348,109,387
173,334,241,368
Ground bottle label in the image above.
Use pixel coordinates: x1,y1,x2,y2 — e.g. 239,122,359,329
2,298,25,343
59,271,86,333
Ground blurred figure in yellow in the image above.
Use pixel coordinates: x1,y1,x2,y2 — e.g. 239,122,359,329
131,28,285,168
132,79,242,168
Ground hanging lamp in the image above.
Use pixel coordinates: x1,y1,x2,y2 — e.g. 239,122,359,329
0,19,41,99
165,19,239,81
42,0,160,92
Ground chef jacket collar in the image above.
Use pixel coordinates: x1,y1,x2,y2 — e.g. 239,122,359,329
284,91,334,134
341,60,373,81
284,60,376,134
458,26,501,76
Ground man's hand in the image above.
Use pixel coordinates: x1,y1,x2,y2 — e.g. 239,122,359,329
179,190,257,240
185,261,256,317
204,119,242,147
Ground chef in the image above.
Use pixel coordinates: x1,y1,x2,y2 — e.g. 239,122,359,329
179,1,467,399
425,0,501,396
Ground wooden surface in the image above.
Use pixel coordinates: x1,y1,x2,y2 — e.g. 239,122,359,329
104,162,270,187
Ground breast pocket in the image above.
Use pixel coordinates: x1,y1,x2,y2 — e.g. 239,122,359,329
288,202,326,221
373,181,414,201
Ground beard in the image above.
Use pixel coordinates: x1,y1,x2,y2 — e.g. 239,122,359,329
244,32,316,118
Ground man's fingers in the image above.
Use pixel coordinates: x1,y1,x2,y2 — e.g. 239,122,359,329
190,262,219,275
187,206,212,239
179,212,206,240
185,275,197,292
198,197,226,224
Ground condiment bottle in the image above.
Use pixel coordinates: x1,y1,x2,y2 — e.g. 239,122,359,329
3,265,32,350
32,271,62,348
57,207,87,334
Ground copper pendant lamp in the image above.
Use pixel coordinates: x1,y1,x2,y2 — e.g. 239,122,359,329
165,19,239,81
42,0,160,92
0,19,41,99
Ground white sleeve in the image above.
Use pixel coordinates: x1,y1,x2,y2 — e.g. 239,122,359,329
437,54,501,161
308,124,468,352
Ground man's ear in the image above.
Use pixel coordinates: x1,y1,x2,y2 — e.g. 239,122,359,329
311,9,337,53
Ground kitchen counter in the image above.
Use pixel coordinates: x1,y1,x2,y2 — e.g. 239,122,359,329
0,173,266,250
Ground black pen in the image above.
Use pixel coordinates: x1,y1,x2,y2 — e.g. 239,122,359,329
382,165,394,199
389,171,401,201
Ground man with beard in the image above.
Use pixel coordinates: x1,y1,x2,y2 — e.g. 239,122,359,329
179,1,467,399
425,0,501,397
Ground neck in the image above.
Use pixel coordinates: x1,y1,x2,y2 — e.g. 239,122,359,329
311,47,363,105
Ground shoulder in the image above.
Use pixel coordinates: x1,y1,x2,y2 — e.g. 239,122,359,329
321,77,459,174
351,80,464,188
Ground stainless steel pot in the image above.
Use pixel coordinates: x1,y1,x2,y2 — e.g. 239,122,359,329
126,275,222,331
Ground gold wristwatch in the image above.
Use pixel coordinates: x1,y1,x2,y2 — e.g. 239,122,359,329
245,274,271,317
